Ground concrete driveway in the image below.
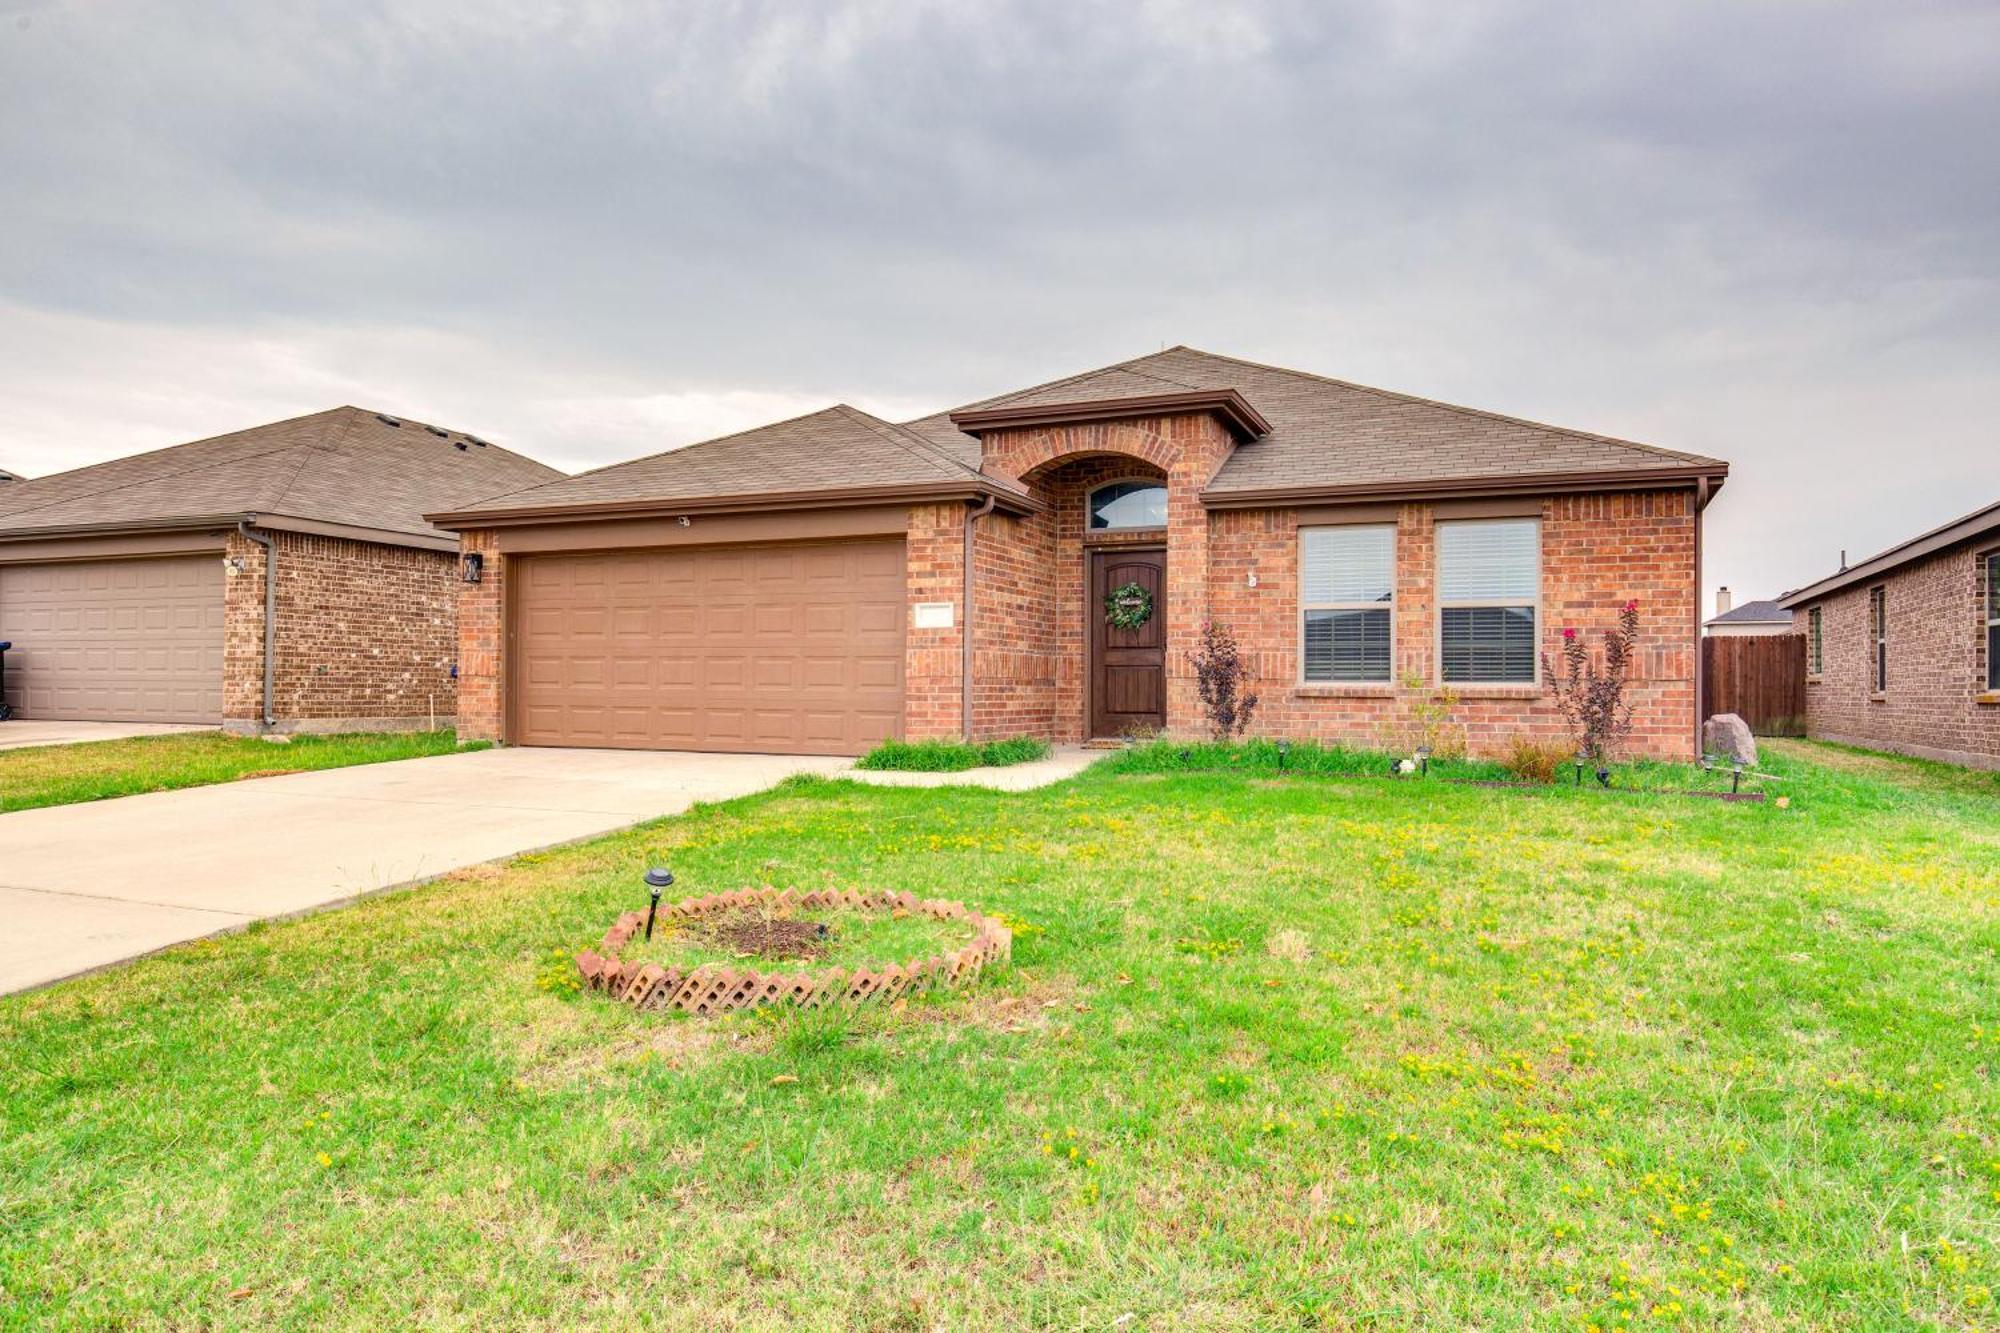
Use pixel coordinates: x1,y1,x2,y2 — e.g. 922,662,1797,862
0,747,848,995
0,720,214,750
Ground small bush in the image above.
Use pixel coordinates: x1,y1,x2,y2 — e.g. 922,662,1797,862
1500,737,1572,784
1189,621,1259,740
855,736,1052,772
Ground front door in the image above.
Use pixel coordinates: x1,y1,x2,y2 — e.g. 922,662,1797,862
1089,547,1166,738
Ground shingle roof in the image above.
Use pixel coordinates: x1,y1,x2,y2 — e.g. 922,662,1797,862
435,346,1727,524
904,346,1726,496
1706,599,1790,626
441,403,999,517
0,468,24,483
0,408,562,544
1779,498,2000,608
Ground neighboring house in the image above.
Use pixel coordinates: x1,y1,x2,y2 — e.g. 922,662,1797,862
1779,499,2000,770
0,409,561,732
1704,588,1792,636
0,469,25,483
431,347,1728,759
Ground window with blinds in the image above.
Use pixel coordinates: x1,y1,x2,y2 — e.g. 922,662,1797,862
1869,586,1888,692
1300,525,1394,682
1437,518,1539,683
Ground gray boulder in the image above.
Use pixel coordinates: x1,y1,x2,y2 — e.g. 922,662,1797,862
1703,713,1758,767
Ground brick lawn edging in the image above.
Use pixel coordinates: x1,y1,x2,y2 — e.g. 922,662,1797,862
574,888,1013,1016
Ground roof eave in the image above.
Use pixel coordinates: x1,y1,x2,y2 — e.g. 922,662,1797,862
949,389,1272,443
427,478,1043,530
1200,463,1730,510
1778,501,2000,608
0,513,251,544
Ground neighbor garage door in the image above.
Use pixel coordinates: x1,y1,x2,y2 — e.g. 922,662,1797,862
0,555,225,723
512,538,906,754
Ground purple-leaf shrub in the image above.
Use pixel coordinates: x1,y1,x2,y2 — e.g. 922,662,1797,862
1542,600,1641,762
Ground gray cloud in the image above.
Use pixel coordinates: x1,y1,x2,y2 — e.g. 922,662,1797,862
2,0,1995,599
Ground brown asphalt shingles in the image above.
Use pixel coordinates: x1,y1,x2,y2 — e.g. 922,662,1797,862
0,408,562,541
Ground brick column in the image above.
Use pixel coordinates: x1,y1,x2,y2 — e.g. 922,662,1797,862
904,503,965,740
455,528,505,742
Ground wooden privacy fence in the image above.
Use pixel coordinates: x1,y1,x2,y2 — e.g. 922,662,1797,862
1701,633,1807,736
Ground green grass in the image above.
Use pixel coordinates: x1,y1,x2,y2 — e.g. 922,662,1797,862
855,734,1052,771
3,740,1998,1326
0,729,483,811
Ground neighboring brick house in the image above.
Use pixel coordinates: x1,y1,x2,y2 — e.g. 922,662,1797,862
431,348,1728,760
0,409,560,732
1704,589,1792,637
1780,499,2000,770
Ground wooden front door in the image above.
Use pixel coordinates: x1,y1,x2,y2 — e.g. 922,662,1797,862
1089,547,1166,738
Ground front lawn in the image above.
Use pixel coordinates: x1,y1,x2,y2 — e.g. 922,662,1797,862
3,741,1997,1326
0,729,482,812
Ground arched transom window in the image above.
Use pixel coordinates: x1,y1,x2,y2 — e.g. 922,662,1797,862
1088,480,1168,530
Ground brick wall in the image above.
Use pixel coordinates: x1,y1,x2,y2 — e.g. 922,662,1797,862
904,503,966,741
224,529,458,733
454,528,505,741
1204,490,1699,760
1794,539,2000,769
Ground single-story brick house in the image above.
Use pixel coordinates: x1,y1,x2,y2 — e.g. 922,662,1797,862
1779,498,2000,770
0,408,560,731
1704,589,1792,637
429,347,1729,759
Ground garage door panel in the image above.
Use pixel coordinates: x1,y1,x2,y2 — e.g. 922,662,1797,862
513,539,905,754
0,554,223,723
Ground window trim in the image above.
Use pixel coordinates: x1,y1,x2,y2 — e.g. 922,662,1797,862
1435,517,1543,687
1297,522,1396,686
1085,478,1169,532
1983,549,1999,693
1869,585,1888,695
1807,606,1824,678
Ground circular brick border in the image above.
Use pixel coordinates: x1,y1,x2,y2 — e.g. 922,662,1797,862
574,888,1012,1016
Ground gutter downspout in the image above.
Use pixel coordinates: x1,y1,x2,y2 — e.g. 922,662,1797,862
236,517,277,730
1692,478,1710,758
962,495,997,743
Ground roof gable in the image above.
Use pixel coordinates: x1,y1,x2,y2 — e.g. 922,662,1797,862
1706,599,1790,625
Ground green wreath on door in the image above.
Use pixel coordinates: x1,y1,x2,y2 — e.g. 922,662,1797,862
1103,581,1155,632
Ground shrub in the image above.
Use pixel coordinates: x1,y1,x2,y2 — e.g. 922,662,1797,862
1376,671,1467,760
855,736,1052,772
1500,737,1571,784
1543,600,1641,762
1188,621,1259,740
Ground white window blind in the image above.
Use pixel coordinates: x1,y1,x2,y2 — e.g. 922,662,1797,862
1437,518,1539,683
1300,525,1394,682
1987,554,1999,691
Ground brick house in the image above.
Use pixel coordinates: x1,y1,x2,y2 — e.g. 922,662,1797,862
1779,499,2000,770
430,348,1728,759
0,409,561,732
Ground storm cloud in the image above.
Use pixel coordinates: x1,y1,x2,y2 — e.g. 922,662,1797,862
2,0,1995,599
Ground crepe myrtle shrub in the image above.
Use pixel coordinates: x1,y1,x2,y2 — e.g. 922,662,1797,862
1188,619,1259,740
1543,599,1642,763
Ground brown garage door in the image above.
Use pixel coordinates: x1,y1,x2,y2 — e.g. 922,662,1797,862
513,538,906,754
0,555,225,723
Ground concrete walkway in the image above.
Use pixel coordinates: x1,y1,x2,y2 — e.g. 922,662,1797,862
0,720,214,751
0,747,846,995
843,744,1101,792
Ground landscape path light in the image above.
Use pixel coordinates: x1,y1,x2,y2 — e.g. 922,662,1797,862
643,867,675,941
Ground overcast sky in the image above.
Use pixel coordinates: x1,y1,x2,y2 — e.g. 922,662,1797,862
2,0,1995,604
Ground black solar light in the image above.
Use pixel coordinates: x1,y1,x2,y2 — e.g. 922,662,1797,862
1179,748,1191,766
1575,751,1588,787
1730,760,1743,794
1595,765,1611,789
643,867,674,940
1416,745,1432,777
1277,738,1292,771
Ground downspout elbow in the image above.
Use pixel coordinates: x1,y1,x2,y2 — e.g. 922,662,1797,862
236,518,277,730
962,495,998,743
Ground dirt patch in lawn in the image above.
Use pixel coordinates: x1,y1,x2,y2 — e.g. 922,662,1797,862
693,910,829,962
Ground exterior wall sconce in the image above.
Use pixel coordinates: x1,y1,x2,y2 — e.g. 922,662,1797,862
225,555,247,572
461,552,484,584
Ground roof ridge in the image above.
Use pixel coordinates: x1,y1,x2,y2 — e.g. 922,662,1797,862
0,406,352,499
265,406,361,514
1163,345,1724,469
0,440,309,521
513,402,853,496
943,347,1205,415
834,404,986,481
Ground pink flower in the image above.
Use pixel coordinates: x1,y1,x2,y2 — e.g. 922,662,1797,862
1562,627,1577,641
1624,599,1639,612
